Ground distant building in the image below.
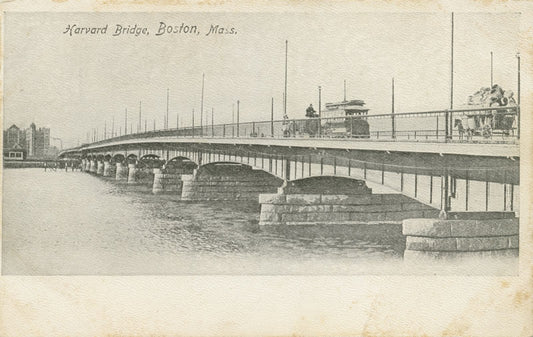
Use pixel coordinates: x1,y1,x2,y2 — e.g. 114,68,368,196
25,123,50,158
3,142,26,161
3,124,26,149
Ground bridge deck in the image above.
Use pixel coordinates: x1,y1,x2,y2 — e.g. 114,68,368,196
79,136,519,158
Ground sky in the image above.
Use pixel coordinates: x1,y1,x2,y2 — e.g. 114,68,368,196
4,12,520,148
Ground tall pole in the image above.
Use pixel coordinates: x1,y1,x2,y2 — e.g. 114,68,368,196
450,12,454,111
124,108,128,135
284,40,288,118
177,113,179,129
343,80,346,102
192,108,195,138
211,108,214,137
153,119,155,131
490,51,494,87
166,88,169,130
200,74,205,136
318,86,322,117
112,116,114,138
145,119,147,133
271,97,274,137
445,12,454,143
138,101,142,133
442,12,454,218
237,100,240,137
232,103,235,137
392,77,396,139
517,52,520,139
104,121,107,139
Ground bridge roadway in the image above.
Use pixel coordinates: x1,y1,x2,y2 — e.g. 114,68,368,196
63,136,519,158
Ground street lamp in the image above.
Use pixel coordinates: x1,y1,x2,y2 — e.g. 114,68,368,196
516,52,520,139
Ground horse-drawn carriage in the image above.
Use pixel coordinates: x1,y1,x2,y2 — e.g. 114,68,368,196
454,84,517,140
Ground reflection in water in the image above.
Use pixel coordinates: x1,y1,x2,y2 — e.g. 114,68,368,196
2,169,516,275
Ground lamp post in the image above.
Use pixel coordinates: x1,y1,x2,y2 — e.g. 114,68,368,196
284,40,288,119
392,77,396,139
318,86,322,117
200,74,205,136
490,51,494,87
236,100,240,137
517,52,520,139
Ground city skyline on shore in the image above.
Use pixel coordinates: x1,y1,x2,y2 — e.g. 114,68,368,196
4,12,520,148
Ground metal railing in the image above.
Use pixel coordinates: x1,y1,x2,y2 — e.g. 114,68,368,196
79,106,518,149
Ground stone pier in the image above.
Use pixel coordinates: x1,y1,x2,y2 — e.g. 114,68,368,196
152,168,180,194
127,163,138,184
115,162,128,181
103,160,116,177
152,162,196,194
96,161,104,175
402,212,518,261
89,160,97,174
259,177,440,226
181,163,283,201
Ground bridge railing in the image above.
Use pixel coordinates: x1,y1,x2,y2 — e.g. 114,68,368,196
79,106,519,150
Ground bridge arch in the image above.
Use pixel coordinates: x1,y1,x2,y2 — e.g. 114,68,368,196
197,161,283,184
138,154,164,169
112,153,126,163
284,175,372,195
165,156,198,170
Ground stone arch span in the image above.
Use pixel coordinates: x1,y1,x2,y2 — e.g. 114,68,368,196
165,156,198,171
284,175,372,195
112,153,126,163
138,154,164,169
181,161,284,201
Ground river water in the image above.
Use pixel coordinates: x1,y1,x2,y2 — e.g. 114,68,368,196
2,169,516,275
